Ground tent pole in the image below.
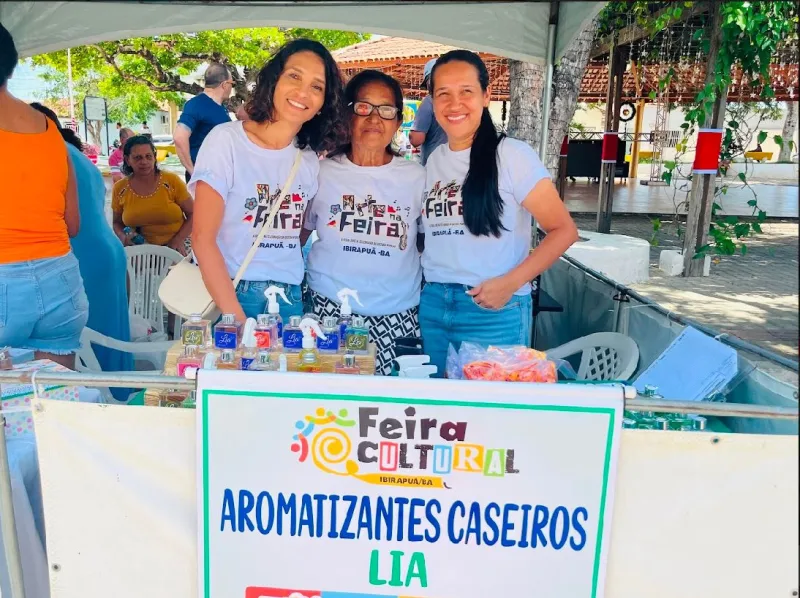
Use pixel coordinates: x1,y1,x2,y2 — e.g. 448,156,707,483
0,390,27,598
538,1,560,159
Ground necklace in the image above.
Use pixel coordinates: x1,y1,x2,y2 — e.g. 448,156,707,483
128,172,161,198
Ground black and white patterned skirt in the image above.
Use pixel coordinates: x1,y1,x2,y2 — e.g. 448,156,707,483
309,290,420,376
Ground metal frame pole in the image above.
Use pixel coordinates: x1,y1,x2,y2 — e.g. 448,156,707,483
538,1,559,158
0,386,28,598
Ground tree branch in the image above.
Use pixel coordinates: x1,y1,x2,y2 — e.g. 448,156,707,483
94,44,202,95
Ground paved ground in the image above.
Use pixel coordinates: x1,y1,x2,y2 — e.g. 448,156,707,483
572,214,799,383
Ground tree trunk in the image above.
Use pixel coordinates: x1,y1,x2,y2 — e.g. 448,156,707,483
506,60,544,149
779,101,797,162
543,19,598,171
506,18,598,172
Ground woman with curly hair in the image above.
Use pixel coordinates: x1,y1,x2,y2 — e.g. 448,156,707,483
190,38,347,322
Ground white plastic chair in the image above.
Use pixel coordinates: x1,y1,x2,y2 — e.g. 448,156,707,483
75,327,175,403
124,245,183,337
547,332,640,382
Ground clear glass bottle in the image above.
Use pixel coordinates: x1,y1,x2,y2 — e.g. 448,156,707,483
282,316,304,353
297,318,324,373
254,314,273,351
214,314,240,350
217,349,239,370
249,350,278,372
181,313,209,347
176,345,202,377
335,351,361,375
344,316,369,354
317,316,340,353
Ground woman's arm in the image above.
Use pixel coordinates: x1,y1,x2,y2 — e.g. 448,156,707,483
112,211,132,246
192,181,246,322
167,195,195,255
468,178,578,309
65,154,80,237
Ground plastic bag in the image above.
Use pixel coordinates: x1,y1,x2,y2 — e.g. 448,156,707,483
446,342,576,383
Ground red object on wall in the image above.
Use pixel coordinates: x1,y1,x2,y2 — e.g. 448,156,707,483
601,132,619,163
693,128,724,174
560,135,569,157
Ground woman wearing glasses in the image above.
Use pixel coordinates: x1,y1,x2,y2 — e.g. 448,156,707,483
301,70,425,375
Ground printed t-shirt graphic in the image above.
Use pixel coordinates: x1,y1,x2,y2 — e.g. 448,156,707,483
305,155,425,316
188,121,319,285
420,138,551,296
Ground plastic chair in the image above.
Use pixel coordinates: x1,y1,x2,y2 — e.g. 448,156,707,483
547,332,639,382
75,327,175,403
124,245,183,337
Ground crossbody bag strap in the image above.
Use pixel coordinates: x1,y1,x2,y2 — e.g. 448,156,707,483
231,149,302,287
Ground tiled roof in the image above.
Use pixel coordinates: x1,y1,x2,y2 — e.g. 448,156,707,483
333,36,460,64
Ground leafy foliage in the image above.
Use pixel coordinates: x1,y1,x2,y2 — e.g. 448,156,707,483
629,1,799,257
32,28,367,122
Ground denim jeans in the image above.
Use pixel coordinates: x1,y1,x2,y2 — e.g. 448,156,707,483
0,252,89,355
235,280,305,321
419,282,532,378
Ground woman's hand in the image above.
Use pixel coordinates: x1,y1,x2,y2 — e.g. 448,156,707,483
466,274,519,310
167,235,189,256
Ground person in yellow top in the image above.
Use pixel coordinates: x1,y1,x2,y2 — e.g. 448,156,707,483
112,135,194,255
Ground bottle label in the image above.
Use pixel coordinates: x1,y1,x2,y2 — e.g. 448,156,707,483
182,328,204,346
254,330,272,349
241,357,255,371
277,322,283,338
214,331,238,349
345,332,368,352
283,330,303,350
317,332,339,352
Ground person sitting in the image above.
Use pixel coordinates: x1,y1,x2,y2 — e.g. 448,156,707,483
0,24,88,369
109,127,135,183
112,135,194,255
31,103,133,387
301,70,425,375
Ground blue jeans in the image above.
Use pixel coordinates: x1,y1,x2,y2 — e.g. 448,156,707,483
419,282,532,378
0,252,89,355
235,280,305,321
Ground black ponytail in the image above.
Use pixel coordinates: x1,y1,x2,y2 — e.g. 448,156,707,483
432,50,506,238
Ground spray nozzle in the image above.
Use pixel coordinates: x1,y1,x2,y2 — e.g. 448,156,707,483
241,318,258,349
336,288,363,316
299,317,326,350
265,285,292,315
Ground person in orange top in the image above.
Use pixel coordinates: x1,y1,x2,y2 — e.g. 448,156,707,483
112,135,194,255
0,23,88,368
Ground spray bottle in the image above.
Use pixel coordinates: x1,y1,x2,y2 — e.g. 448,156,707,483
297,318,326,373
264,285,292,346
337,288,364,340
240,318,258,371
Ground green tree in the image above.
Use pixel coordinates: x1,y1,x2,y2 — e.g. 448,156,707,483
32,27,367,121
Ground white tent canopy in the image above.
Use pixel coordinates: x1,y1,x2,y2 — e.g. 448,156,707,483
2,1,604,64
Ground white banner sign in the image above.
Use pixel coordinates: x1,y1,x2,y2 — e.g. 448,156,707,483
197,371,624,598
83,96,107,121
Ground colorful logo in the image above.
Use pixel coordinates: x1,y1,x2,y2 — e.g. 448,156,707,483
290,406,519,489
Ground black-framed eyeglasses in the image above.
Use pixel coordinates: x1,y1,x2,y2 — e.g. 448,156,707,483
349,101,399,120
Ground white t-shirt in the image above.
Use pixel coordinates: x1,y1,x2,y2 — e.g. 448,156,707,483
188,121,319,285
420,137,550,295
304,154,425,316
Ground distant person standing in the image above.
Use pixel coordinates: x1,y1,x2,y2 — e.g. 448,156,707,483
410,58,447,165
174,62,233,183
141,121,151,135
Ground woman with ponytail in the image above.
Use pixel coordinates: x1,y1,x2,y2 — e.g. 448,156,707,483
419,50,579,376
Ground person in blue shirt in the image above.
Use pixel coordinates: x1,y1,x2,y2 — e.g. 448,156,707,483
30,103,133,398
174,62,233,183
410,58,448,165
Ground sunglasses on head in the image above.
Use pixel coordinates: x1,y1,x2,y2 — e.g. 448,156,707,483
349,101,399,120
